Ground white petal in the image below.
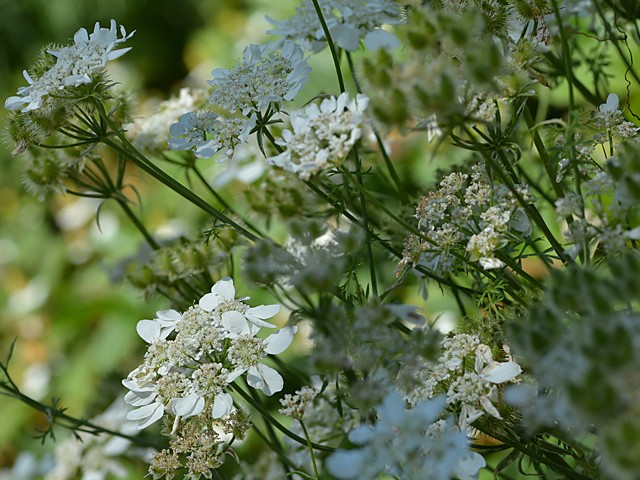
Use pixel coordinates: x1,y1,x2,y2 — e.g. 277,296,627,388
136,320,161,343
247,304,280,319
246,364,283,396
124,390,156,407
156,309,181,325
331,24,361,51
479,396,502,419
264,326,297,355
199,292,219,311
222,311,251,336
457,452,486,476
599,93,619,113
173,393,205,418
482,361,522,384
227,368,245,383
4,96,29,111
212,393,234,418
127,402,164,429
211,277,235,299
364,29,400,51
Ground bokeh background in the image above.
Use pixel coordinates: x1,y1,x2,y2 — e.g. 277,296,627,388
2,0,639,478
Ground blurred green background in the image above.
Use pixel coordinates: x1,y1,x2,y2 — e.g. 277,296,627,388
0,0,301,477
2,1,639,478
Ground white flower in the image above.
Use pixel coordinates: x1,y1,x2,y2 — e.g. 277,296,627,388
227,326,298,396
199,277,280,335
448,344,522,429
209,41,311,116
124,88,208,152
168,112,254,159
267,92,369,180
266,0,337,53
5,20,134,112
330,0,402,51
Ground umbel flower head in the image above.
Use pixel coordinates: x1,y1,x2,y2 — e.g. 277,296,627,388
266,0,402,52
267,92,369,180
208,41,311,117
5,20,134,113
122,277,296,430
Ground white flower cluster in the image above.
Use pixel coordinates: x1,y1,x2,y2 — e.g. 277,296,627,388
406,333,522,430
169,41,310,161
326,392,486,480
124,88,208,153
168,111,255,159
122,278,297,477
399,163,532,274
5,20,134,113
209,41,311,117
267,0,402,52
594,93,640,138
268,92,369,180
279,385,318,420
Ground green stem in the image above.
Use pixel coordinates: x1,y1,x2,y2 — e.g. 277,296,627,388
230,383,335,452
473,425,592,480
552,0,589,266
116,198,160,250
92,101,258,242
345,51,406,200
311,0,346,93
0,368,161,449
523,106,565,200
352,147,378,297
299,420,321,479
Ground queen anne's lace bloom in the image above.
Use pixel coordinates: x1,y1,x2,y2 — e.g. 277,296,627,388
168,111,255,159
209,41,311,117
267,92,369,180
5,20,134,112
122,278,296,477
266,0,402,52
123,277,295,427
404,334,522,430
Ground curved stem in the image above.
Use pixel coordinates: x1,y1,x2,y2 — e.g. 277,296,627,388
230,383,335,452
191,165,265,238
311,0,346,93
116,198,160,250
299,420,321,479
92,100,259,242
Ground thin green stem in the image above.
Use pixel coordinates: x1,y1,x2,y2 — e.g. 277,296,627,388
311,0,345,93
523,106,565,200
191,165,265,238
352,148,378,297
345,51,405,200
230,383,335,452
299,420,321,479
116,198,160,250
552,0,589,265
92,101,258,242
